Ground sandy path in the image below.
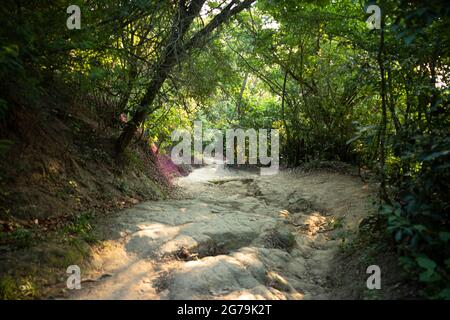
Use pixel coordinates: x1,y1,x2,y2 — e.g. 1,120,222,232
70,162,370,300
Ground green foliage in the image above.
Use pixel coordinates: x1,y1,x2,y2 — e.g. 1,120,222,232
0,276,38,300
372,0,450,298
0,227,34,249
62,211,97,244
382,126,450,297
0,0,449,299
123,149,145,171
0,139,14,156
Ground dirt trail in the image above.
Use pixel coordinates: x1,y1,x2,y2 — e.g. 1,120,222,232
70,162,370,300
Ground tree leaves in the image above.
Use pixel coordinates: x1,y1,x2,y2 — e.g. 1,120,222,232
416,256,437,270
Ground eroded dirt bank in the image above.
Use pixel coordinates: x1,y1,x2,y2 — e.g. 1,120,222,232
69,163,371,300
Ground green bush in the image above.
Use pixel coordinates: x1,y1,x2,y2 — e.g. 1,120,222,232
0,227,34,249
383,115,450,299
63,211,97,244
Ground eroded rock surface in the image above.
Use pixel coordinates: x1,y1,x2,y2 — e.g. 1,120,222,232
70,163,370,300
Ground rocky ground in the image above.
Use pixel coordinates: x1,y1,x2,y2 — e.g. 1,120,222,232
67,161,372,300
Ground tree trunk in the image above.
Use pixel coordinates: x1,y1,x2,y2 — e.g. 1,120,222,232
116,0,255,154
377,23,389,202
236,73,248,120
116,0,206,154
281,69,293,164
387,61,401,133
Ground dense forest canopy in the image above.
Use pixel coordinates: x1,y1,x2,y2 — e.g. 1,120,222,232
0,0,449,299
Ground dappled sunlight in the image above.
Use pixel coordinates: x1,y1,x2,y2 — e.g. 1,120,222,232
73,258,161,300
69,159,370,300
278,209,290,219
135,222,180,234
125,223,181,258
1,0,443,302
168,248,306,300
296,212,328,237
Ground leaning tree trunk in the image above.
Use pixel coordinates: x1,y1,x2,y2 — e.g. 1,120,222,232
377,20,389,202
116,78,165,154
115,0,256,154
115,0,206,154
